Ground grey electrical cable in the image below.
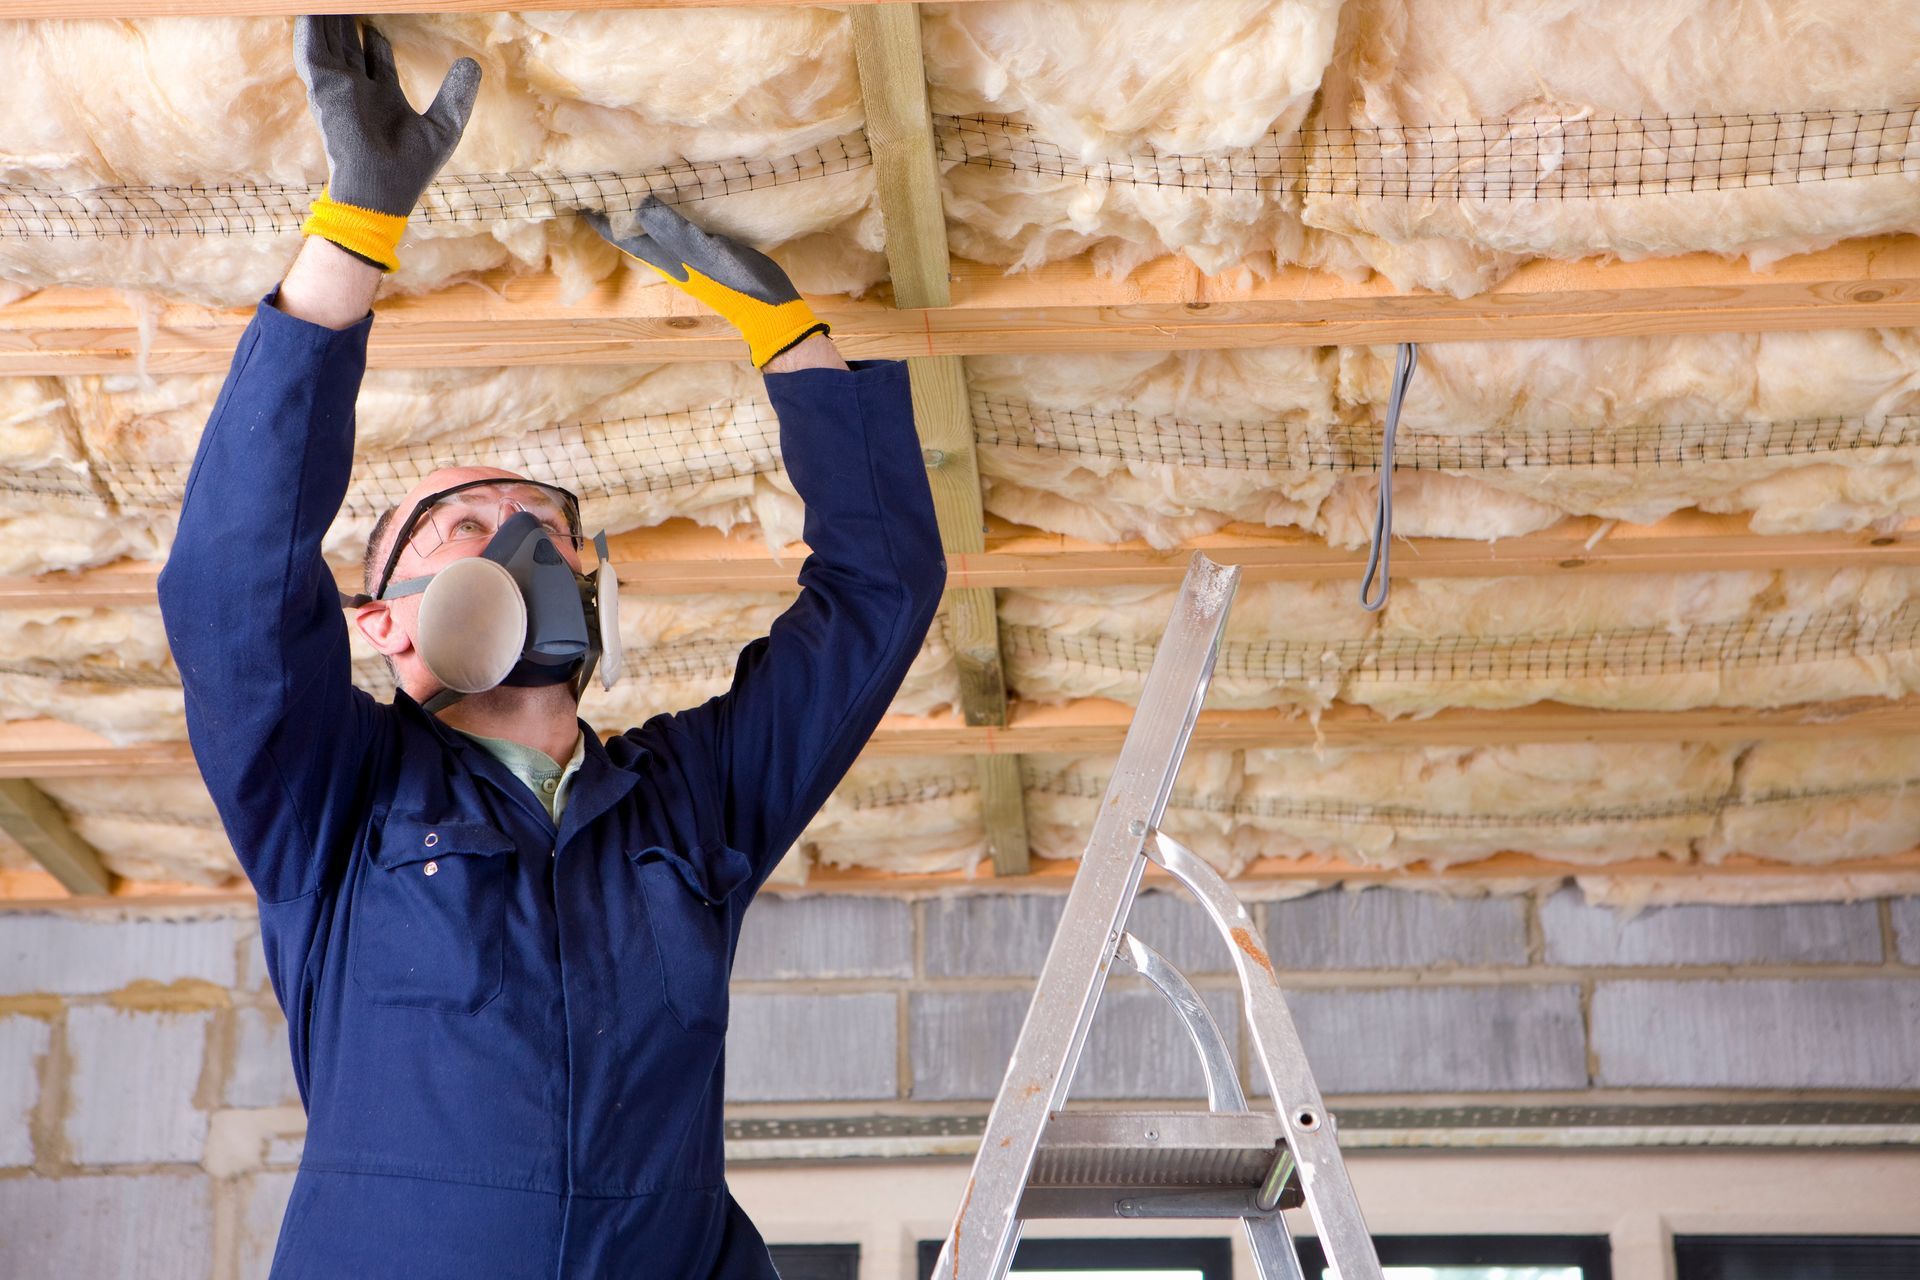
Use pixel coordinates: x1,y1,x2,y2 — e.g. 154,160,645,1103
1358,341,1418,612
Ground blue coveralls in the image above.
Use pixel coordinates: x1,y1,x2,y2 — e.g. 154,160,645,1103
156,295,945,1278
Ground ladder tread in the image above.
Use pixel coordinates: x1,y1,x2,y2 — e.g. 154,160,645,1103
1031,1110,1294,1191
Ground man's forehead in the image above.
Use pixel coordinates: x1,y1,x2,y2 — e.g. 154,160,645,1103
398,466,527,512
427,481,568,512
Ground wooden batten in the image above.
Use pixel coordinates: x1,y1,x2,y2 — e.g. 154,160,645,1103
5,513,1917,611
6,238,1916,375
6,695,1919,781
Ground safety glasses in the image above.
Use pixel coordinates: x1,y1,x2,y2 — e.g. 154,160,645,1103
356,478,587,605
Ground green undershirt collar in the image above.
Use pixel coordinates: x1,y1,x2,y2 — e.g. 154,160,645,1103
453,728,586,823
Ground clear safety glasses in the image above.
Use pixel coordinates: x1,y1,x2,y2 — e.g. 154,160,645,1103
364,479,589,603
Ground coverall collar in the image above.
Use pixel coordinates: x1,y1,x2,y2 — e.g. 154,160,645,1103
393,690,641,842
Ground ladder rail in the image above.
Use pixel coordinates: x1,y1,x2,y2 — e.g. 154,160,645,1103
1147,830,1384,1280
1118,933,1309,1280
934,554,1242,1280
1115,932,1244,1112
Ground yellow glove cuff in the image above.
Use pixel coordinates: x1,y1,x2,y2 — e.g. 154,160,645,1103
301,190,408,273
647,262,828,368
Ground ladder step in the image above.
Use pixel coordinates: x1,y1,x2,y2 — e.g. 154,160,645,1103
1030,1111,1301,1207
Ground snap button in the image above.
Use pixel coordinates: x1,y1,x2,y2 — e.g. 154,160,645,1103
424,832,439,848
424,860,439,876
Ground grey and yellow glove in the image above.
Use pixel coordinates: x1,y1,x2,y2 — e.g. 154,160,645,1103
584,200,829,369
294,15,480,272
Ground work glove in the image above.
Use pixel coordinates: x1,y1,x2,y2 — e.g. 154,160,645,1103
584,200,829,369
294,15,481,272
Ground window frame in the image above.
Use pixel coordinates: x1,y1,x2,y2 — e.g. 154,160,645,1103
766,1241,861,1280
1296,1233,1614,1279
1674,1234,1920,1279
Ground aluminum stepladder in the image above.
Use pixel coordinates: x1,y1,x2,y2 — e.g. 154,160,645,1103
932,553,1383,1280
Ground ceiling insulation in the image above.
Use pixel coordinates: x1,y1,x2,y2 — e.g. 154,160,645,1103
0,4,1917,900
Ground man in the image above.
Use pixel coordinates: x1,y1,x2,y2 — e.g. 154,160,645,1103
157,17,944,1278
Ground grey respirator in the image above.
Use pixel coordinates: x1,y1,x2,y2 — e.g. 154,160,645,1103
347,484,624,713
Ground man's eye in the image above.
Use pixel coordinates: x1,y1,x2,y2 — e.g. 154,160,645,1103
453,518,487,537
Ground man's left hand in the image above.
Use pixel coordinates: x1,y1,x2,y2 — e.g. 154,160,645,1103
584,200,829,369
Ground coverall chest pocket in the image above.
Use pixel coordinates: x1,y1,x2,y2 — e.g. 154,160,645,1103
632,856,731,1035
352,815,514,1015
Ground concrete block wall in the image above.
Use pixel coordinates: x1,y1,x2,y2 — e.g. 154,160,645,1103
0,908,301,1279
726,888,1920,1102
2,888,1918,1276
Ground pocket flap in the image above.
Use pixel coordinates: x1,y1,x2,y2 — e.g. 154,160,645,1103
626,841,753,905
372,814,515,869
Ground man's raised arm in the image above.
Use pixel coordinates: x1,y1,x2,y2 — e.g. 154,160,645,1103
157,17,478,904
591,201,947,899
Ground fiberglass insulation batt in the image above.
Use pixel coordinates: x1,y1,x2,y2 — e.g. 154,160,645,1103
1304,0,1920,296
4,4,1916,305
9,326,1916,580
973,329,1920,553
999,568,1920,717
923,0,1919,288
0,11,882,306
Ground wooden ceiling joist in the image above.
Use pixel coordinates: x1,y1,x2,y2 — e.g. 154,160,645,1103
852,1,1028,873
7,694,1920,779
6,512,1916,611
0,779,112,896
6,237,1916,376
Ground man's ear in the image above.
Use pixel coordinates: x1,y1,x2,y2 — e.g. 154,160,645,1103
355,600,410,657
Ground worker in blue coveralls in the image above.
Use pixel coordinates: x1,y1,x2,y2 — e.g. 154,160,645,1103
156,16,944,1279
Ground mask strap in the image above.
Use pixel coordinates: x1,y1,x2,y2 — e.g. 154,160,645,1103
379,574,435,600
422,687,466,715
568,531,615,703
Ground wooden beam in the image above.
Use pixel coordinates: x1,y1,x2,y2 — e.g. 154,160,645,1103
6,237,1915,375
0,779,111,896
8,512,1915,610
858,696,1920,755
849,2,951,313
853,2,1027,872
7,845,1918,906
787,847,1920,894
9,695,1920,777
960,512,1920,588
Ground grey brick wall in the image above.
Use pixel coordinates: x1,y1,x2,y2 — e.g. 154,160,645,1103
0,1013,49,1167
1542,889,1881,966
1289,984,1588,1093
1894,897,1920,966
0,913,239,996
923,894,1064,977
66,1007,213,1165
733,896,914,980
910,984,1242,1101
225,1007,298,1111
0,1174,213,1279
726,993,899,1102
1592,979,1920,1088
1267,888,1529,970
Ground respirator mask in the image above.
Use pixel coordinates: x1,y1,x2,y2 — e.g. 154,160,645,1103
344,479,624,712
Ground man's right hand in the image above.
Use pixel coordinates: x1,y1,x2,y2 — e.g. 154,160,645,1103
295,15,481,272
